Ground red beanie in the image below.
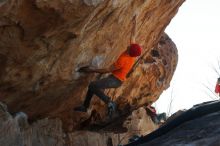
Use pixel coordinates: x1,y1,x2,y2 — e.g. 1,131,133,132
129,43,142,57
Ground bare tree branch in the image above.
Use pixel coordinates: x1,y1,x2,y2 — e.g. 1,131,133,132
202,89,217,100
167,87,174,117
208,63,220,76
201,83,219,100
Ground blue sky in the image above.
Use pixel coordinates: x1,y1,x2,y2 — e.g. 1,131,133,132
155,0,220,115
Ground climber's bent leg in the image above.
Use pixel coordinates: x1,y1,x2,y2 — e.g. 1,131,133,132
84,75,122,106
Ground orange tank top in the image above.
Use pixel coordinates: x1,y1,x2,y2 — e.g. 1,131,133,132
112,52,135,81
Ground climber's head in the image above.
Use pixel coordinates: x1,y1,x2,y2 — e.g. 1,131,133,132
128,43,142,57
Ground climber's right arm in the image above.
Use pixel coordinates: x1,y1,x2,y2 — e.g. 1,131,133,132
78,65,120,74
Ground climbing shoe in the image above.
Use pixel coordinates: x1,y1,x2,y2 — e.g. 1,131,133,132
107,101,116,117
74,105,87,112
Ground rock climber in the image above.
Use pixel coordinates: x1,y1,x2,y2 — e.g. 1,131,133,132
145,103,167,124
215,77,220,96
74,15,142,116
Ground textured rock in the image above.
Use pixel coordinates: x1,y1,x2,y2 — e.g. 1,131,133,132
0,102,156,146
70,107,157,146
2,100,220,146
0,0,184,130
83,0,105,6
0,103,64,146
123,107,157,136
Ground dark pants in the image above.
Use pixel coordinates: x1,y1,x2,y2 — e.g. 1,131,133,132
83,75,122,108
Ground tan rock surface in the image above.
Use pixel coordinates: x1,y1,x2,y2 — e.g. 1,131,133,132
0,102,156,146
0,0,184,130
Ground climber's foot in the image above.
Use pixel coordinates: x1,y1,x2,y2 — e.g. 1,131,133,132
74,105,87,112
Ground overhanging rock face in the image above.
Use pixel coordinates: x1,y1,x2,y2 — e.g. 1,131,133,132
0,0,184,130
